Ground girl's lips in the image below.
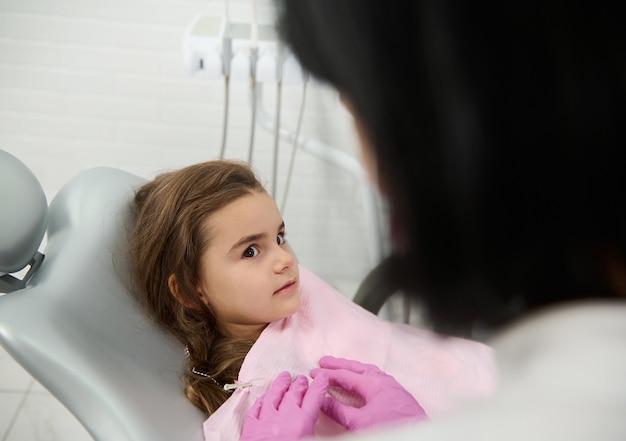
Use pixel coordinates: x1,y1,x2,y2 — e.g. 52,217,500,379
274,279,297,295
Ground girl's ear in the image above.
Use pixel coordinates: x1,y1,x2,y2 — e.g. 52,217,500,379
167,273,181,299
168,273,197,308
169,273,212,309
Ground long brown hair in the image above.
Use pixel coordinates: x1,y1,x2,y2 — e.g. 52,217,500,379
129,160,266,414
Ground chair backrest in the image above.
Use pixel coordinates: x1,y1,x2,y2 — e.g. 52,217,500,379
0,164,205,441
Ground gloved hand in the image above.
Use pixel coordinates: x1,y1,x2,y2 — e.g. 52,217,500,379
240,371,329,441
310,356,428,431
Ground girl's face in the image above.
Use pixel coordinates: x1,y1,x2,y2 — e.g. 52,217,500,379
196,191,300,339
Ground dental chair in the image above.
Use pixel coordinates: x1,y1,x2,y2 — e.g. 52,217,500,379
0,150,395,441
0,150,205,441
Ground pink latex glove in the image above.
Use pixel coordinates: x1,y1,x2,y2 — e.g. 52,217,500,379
310,356,428,431
240,371,329,441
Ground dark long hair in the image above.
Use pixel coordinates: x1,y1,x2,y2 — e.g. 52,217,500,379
276,1,626,334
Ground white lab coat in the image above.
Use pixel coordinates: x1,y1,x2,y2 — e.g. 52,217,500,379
338,300,626,441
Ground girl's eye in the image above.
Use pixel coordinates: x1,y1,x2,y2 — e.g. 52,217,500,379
243,245,260,258
277,232,285,245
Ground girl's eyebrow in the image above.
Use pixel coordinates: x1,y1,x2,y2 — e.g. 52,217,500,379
229,221,285,253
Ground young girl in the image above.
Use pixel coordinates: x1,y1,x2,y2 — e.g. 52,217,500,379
128,160,496,439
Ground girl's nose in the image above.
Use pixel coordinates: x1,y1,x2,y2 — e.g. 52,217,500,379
274,245,295,273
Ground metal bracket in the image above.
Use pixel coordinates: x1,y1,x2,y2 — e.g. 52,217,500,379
0,252,44,294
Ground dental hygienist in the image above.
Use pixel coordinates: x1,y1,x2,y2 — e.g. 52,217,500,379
241,1,626,440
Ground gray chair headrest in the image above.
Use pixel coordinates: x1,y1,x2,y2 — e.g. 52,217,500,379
0,150,47,276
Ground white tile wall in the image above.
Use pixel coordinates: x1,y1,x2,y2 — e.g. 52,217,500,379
0,0,383,439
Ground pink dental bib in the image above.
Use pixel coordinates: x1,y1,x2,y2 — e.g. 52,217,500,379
203,266,496,440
